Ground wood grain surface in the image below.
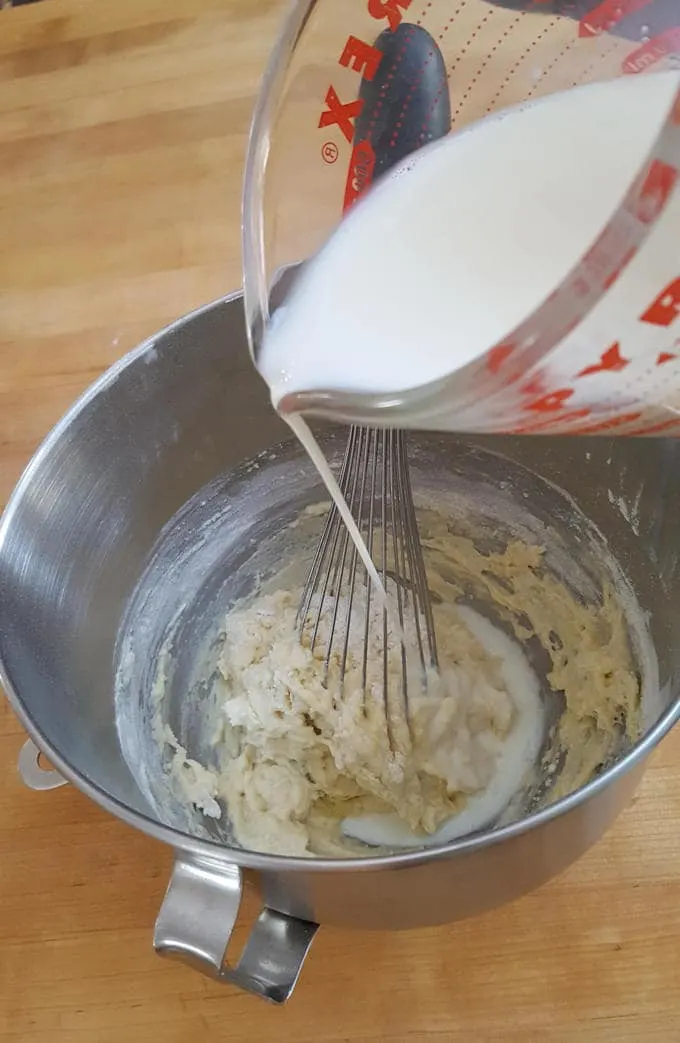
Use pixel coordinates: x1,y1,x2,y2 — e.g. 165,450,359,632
2,1,680,1040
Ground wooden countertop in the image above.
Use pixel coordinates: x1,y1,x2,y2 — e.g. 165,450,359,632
2,1,680,1039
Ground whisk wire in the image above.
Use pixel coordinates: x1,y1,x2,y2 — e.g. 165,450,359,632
324,429,365,680
388,430,409,709
362,426,379,696
400,435,438,671
340,428,372,681
380,430,392,744
298,425,438,745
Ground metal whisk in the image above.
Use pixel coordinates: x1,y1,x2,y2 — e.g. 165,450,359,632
297,426,438,731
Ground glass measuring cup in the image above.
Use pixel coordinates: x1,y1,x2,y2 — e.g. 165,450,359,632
243,1,680,436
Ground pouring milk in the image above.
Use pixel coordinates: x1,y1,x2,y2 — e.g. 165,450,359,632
253,73,679,849
258,71,680,437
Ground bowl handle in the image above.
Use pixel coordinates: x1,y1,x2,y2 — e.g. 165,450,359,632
18,738,67,791
154,854,318,1003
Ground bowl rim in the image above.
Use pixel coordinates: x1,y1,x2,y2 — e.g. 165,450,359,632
2,291,679,873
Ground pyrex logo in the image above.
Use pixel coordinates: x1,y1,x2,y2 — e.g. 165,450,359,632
318,1,412,210
318,0,411,145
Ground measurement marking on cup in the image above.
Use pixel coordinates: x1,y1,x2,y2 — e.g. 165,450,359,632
508,275,680,434
579,0,652,39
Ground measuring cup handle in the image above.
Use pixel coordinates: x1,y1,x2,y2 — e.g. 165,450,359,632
355,22,451,179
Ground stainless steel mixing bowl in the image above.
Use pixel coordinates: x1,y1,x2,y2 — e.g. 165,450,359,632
1,292,679,1003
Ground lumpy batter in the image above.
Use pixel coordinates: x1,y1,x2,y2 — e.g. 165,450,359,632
190,590,541,856
156,515,642,858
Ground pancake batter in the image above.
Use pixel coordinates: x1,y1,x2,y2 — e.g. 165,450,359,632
157,513,641,858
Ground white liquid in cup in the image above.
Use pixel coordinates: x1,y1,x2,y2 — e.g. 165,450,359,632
258,71,680,409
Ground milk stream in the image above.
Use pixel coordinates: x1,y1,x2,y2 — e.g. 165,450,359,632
285,415,395,625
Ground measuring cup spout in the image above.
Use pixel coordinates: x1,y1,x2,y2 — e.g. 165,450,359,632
276,386,440,429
